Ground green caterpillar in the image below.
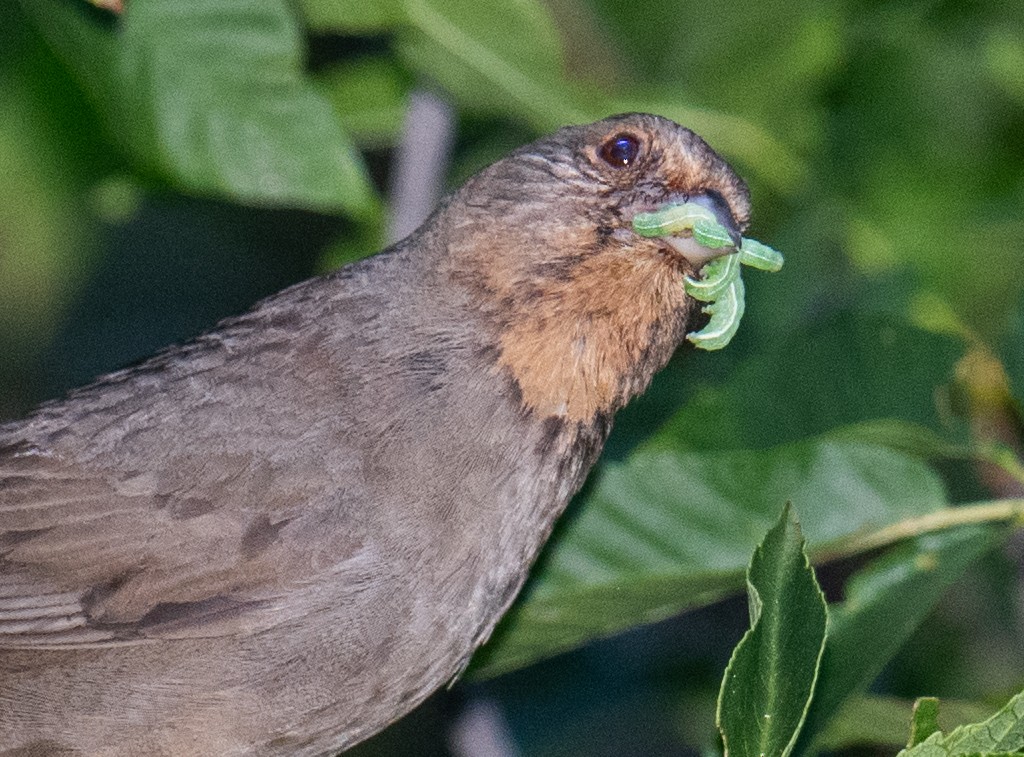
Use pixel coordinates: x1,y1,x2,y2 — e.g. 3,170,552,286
632,202,784,350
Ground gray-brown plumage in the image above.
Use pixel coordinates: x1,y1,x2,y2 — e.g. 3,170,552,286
0,114,750,755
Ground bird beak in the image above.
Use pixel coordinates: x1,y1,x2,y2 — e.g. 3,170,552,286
642,192,743,267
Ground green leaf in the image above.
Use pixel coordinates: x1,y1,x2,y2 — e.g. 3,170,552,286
716,505,827,757
123,0,377,215
395,0,587,129
794,525,1006,755
898,688,1024,756
25,0,378,216
658,311,965,452
470,437,947,679
910,698,943,747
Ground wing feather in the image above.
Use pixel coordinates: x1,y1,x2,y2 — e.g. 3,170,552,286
0,445,344,648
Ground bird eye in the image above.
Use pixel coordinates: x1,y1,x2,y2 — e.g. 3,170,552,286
599,134,641,168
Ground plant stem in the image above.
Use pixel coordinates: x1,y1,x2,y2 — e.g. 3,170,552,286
814,499,1024,561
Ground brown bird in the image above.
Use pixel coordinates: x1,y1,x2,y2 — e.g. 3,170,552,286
0,113,750,755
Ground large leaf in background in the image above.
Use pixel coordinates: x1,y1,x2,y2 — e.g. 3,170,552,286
395,0,587,130
23,0,377,217
469,437,947,678
655,311,965,452
717,506,827,757
795,524,1005,755
122,0,377,214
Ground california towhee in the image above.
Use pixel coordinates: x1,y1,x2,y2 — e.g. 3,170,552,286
0,113,750,755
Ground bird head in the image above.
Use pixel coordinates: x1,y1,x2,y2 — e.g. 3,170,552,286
436,114,753,424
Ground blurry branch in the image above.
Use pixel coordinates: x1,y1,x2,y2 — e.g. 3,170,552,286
387,90,456,244
448,697,521,757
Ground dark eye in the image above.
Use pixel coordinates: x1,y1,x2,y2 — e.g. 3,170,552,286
599,134,641,168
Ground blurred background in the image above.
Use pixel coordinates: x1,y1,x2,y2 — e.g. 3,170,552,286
2,0,1024,754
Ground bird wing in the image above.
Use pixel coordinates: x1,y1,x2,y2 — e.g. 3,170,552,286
0,439,359,649
0,265,398,649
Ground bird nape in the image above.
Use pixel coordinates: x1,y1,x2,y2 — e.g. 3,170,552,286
0,114,758,755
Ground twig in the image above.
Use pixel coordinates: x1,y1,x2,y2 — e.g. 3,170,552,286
387,90,456,244
813,499,1024,562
